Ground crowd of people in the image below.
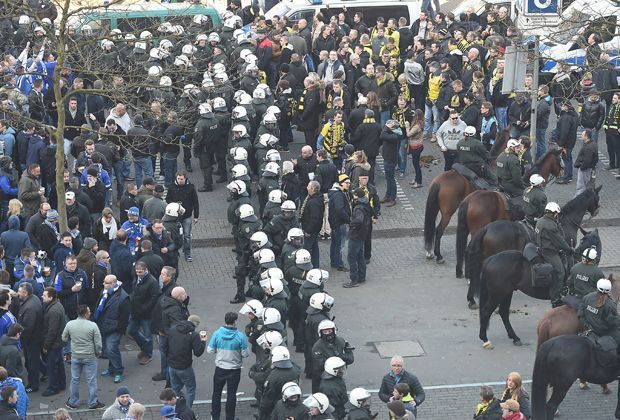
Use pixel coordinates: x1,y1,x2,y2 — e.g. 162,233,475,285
0,0,612,418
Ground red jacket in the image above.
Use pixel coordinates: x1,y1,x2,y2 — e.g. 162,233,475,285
502,412,525,420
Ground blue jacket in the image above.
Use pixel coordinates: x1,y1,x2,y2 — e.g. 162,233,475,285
207,326,250,369
120,218,149,254
0,175,18,200
13,278,44,299
0,308,16,339
0,216,31,262
109,240,135,294
13,257,42,282
25,135,45,166
80,165,112,189
0,128,15,157
0,376,28,419
53,244,73,272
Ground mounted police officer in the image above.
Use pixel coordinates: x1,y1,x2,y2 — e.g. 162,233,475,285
496,139,525,197
456,126,497,186
578,278,620,349
567,248,605,299
535,202,574,307
522,174,547,228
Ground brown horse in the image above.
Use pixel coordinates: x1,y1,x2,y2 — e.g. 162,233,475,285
536,274,618,393
424,129,511,263
455,149,564,278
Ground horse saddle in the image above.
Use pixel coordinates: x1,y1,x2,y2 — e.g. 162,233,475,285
583,332,618,368
560,294,582,311
523,242,554,288
452,163,494,191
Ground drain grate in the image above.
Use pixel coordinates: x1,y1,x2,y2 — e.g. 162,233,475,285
374,340,425,358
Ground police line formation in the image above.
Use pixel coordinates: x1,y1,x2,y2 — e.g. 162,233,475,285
0,0,617,419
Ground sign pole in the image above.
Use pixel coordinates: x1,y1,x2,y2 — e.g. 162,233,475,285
529,36,539,153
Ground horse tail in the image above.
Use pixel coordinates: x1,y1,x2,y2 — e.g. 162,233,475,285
456,199,470,274
532,339,553,420
536,315,553,351
465,223,487,290
424,182,441,253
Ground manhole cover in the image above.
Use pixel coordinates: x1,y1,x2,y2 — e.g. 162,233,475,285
374,340,425,358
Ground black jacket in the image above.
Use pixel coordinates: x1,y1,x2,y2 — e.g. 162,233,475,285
18,294,42,345
160,294,190,335
298,85,322,131
348,197,372,241
352,119,382,158
294,155,319,188
315,160,338,194
66,201,92,237
136,250,164,280
574,140,598,171
109,240,135,294
119,191,138,224
556,108,579,149
378,369,426,405
300,193,324,235
151,279,177,334
164,320,206,370
0,400,18,420
380,127,401,163
328,186,351,228
129,273,159,320
166,181,199,220
580,99,606,130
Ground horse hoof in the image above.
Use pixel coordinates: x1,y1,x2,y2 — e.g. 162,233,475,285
436,258,445,265
468,302,479,310
513,339,522,347
602,386,611,395
425,253,434,260
456,270,463,278
482,341,494,350
579,382,589,390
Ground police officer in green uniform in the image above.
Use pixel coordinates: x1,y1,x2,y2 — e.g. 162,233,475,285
249,331,282,409
305,293,332,382
263,201,298,257
456,126,498,186
280,228,304,271
522,173,548,227
285,249,313,352
212,97,230,182
232,203,262,304
578,278,620,347
259,346,301,420
319,357,348,419
567,248,605,299
257,162,281,216
496,139,525,197
535,202,574,307
312,319,354,394
227,180,251,256
193,103,220,192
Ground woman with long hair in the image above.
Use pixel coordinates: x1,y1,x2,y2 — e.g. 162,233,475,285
366,91,382,117
500,372,531,419
0,199,26,232
349,150,371,188
406,109,425,188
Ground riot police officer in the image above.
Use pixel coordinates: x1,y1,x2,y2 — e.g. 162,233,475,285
263,189,286,225
264,200,298,256
193,102,220,191
262,277,289,328
535,202,574,307
249,330,283,408
270,382,308,420
319,357,348,419
345,388,374,420
239,299,264,356
259,346,301,420
496,139,525,197
305,293,333,383
456,126,497,186
312,320,354,393
227,180,251,256
232,203,262,303
523,174,548,227
578,279,620,347
304,393,336,419
567,248,605,299
281,228,305,271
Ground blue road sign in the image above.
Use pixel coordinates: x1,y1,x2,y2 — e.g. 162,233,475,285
525,0,560,14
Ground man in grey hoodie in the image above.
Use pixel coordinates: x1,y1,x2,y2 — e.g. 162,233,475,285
436,109,466,170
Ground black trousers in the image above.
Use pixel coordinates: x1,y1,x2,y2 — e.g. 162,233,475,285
211,367,241,420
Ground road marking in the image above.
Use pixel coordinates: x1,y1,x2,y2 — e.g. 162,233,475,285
376,156,415,211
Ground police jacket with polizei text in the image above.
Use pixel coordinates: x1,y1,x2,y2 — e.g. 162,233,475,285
578,291,620,336
312,335,354,377
567,262,605,298
164,320,206,370
193,113,219,153
260,363,302,413
522,186,547,219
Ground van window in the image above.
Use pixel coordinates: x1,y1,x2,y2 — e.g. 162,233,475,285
348,6,410,27
288,9,315,23
117,17,161,33
84,18,110,36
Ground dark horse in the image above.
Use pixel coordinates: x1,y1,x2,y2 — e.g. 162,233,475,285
471,186,602,348
423,129,510,263
532,335,620,419
455,149,564,279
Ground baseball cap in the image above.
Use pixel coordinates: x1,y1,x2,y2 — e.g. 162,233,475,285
160,405,177,418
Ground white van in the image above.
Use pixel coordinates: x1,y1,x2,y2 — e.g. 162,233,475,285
264,0,422,28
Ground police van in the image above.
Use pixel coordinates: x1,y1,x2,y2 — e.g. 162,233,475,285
264,0,422,28
67,2,222,36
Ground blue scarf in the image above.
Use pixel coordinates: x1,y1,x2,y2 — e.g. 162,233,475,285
94,283,120,321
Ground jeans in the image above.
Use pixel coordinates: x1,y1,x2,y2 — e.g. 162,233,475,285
443,150,457,171
576,168,593,197
45,347,65,393
562,147,573,180
24,342,42,389
68,357,98,407
384,160,397,200
330,224,346,268
181,217,193,258
398,139,408,173
102,332,123,374
163,155,178,188
510,126,529,139
423,103,440,136
158,335,169,379
128,317,153,357
410,146,424,184
535,128,547,161
380,110,390,126
113,157,126,194
303,233,320,267
211,367,241,420
495,107,508,130
347,238,366,283
133,157,154,188
170,366,197,407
